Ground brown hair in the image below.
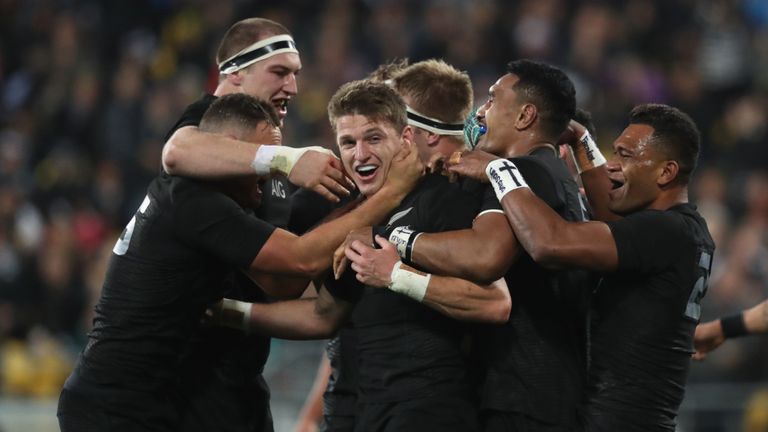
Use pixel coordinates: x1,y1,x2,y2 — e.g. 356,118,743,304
391,59,473,124
328,80,407,133
216,18,291,65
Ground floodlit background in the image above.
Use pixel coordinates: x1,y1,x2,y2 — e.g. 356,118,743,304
0,0,766,431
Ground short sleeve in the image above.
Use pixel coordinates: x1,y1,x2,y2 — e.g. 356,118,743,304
607,210,686,274
511,156,563,210
172,180,276,269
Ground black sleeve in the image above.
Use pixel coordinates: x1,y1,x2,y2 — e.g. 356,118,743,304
511,156,563,211
460,178,501,215
417,175,480,232
607,209,686,274
172,179,277,269
163,94,216,142
478,183,502,214
323,269,365,304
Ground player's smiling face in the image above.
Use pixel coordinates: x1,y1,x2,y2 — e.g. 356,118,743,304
335,114,404,198
606,123,666,215
239,52,301,126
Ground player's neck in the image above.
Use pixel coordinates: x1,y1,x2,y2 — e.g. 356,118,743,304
649,187,689,211
502,132,556,158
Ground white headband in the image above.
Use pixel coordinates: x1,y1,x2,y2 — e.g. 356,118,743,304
218,34,299,74
406,106,464,136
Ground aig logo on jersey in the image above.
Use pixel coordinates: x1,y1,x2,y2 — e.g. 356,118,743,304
270,178,286,199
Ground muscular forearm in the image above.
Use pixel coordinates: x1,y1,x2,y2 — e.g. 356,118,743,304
295,187,407,276
499,189,617,272
744,300,768,334
397,264,510,324
163,127,260,177
410,213,514,283
248,300,335,339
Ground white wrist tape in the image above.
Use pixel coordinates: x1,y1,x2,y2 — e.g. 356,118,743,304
251,145,336,176
388,261,430,302
573,131,606,174
388,227,421,261
486,159,529,201
221,298,252,332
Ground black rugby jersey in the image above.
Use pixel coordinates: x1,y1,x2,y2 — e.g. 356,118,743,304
64,172,275,417
476,147,591,428
332,173,481,403
584,203,714,432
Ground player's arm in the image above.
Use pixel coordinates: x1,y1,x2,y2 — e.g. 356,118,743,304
694,299,768,360
560,120,620,222
251,146,423,278
449,153,618,272
213,286,351,339
345,236,511,323
245,271,311,300
294,356,331,432
405,212,518,284
163,126,352,202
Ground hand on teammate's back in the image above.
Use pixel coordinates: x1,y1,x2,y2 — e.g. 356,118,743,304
289,149,355,203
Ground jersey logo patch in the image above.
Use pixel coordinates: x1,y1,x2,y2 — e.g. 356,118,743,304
386,207,413,227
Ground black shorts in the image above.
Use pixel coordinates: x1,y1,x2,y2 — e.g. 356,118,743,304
355,396,479,432
481,410,574,432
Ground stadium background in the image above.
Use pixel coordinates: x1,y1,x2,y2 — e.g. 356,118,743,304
0,0,766,430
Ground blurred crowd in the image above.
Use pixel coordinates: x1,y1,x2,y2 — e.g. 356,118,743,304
0,0,766,408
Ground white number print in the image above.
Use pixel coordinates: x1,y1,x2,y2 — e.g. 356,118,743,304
113,195,151,255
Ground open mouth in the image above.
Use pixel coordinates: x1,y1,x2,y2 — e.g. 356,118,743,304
610,178,624,190
355,164,379,180
272,98,289,117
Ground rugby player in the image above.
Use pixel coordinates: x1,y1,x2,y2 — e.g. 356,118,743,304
449,103,714,432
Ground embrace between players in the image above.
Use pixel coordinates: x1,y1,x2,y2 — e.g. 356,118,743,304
58,17,715,432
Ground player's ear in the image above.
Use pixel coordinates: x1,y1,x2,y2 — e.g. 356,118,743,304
515,103,537,130
225,71,244,87
657,159,679,188
425,130,440,145
401,125,415,149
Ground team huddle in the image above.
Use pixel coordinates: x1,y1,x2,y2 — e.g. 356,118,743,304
56,17,715,432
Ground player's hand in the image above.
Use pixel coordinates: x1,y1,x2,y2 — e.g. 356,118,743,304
557,119,587,148
692,320,726,360
289,149,355,203
383,141,424,196
344,236,400,287
445,149,497,182
333,226,373,279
